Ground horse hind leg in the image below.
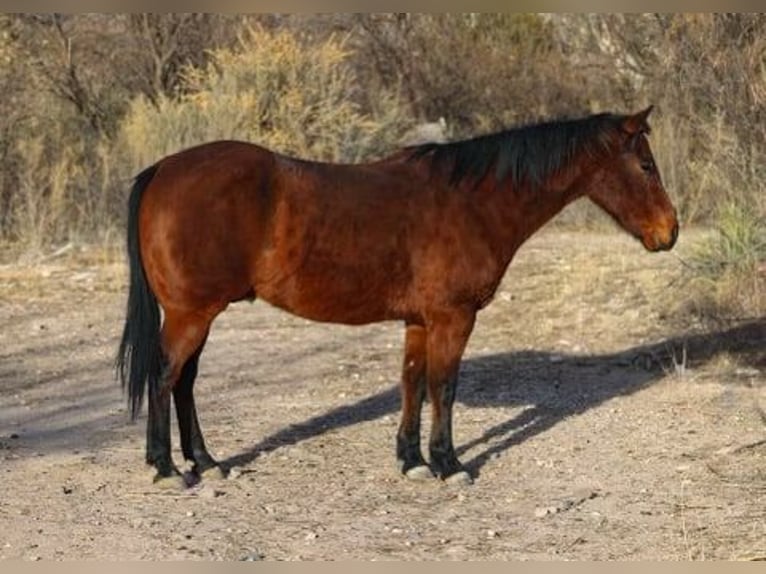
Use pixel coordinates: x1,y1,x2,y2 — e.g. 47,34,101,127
147,307,219,488
146,365,183,488
173,333,225,482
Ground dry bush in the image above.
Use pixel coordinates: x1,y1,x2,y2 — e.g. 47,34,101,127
118,24,410,171
0,35,117,250
641,15,766,322
354,14,598,137
5,114,120,250
0,14,252,248
645,14,765,223
124,14,242,105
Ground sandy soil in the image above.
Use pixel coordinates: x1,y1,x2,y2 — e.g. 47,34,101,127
0,229,764,560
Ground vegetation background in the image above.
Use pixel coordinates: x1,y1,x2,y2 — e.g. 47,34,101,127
0,13,763,318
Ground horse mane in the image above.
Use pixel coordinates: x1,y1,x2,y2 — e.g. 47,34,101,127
407,112,625,187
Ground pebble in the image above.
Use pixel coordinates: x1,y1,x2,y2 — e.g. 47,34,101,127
240,551,263,561
535,506,559,518
198,486,223,499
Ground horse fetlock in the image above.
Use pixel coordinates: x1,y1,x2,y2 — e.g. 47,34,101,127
444,470,473,486
429,445,467,481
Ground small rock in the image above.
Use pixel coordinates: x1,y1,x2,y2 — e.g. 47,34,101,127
198,485,223,499
240,551,263,561
304,531,318,541
535,506,559,518
486,529,499,539
228,467,242,480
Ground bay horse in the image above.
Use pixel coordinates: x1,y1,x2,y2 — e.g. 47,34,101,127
116,106,678,487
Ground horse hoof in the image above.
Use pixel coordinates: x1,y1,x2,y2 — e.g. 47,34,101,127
153,474,187,490
405,465,434,481
200,465,226,481
445,471,473,486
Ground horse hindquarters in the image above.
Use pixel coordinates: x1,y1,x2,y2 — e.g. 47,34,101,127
118,160,233,485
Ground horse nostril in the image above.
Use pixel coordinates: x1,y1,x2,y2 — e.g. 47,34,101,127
670,222,679,247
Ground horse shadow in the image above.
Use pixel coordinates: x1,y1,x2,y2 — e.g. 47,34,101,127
222,319,764,476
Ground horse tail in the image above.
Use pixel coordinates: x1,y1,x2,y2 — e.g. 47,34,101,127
115,163,163,421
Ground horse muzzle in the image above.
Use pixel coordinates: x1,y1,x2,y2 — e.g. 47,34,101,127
642,220,679,252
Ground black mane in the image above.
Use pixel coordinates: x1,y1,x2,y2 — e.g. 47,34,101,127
408,112,624,187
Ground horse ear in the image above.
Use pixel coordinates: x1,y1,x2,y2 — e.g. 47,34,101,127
622,105,654,135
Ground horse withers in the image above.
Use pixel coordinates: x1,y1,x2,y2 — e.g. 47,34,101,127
116,106,678,487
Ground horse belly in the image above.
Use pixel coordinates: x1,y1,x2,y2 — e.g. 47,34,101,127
254,251,407,325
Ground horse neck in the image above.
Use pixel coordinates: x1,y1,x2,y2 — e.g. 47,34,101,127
475,163,589,265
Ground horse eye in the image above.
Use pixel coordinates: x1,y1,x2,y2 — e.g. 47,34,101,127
640,160,654,173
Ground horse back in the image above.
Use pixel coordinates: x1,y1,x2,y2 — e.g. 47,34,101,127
137,140,501,325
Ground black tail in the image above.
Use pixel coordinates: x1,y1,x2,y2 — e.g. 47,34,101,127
116,164,162,420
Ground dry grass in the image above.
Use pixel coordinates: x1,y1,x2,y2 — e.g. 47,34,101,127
0,243,126,304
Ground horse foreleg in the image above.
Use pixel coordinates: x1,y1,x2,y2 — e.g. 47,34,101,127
425,308,476,484
397,323,431,480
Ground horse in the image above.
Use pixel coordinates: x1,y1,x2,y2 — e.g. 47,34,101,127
116,106,678,488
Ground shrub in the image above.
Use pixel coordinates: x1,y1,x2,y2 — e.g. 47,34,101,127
118,24,410,173
685,201,766,320
354,14,597,137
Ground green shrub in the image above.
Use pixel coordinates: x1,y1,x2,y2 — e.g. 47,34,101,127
686,201,766,319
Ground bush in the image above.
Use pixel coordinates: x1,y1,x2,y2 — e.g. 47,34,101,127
354,14,597,137
2,104,117,249
685,201,766,320
118,24,410,172
646,15,766,223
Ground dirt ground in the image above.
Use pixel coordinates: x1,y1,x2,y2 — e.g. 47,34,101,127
0,229,764,561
